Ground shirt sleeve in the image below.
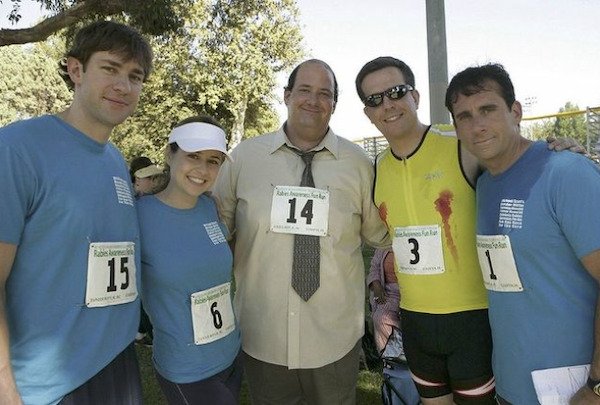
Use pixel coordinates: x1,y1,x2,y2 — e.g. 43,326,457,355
0,141,36,245
552,155,600,259
213,148,240,240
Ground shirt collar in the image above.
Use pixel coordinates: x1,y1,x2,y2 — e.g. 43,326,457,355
270,123,340,159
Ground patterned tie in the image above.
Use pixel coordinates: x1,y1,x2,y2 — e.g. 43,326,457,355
290,148,321,301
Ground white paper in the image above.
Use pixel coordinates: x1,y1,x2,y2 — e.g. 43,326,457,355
531,364,589,404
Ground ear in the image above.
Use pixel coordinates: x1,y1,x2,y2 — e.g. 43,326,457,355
511,100,523,123
66,57,84,87
411,88,421,109
283,88,291,106
363,105,375,124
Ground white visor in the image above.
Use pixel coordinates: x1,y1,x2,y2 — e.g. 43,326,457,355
168,122,231,160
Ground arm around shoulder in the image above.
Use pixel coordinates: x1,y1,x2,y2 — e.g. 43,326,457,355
0,242,22,404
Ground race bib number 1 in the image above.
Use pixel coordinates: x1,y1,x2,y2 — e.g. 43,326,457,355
191,282,235,345
86,242,138,307
476,235,523,292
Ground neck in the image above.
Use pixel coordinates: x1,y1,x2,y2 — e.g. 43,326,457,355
388,121,429,159
487,136,532,176
57,106,112,144
285,123,328,151
156,186,198,210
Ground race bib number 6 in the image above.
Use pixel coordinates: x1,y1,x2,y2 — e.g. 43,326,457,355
86,242,138,307
191,282,235,345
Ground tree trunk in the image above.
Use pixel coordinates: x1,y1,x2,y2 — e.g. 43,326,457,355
228,97,247,150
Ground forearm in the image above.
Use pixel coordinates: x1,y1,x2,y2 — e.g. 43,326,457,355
0,243,21,404
0,291,21,404
589,294,600,380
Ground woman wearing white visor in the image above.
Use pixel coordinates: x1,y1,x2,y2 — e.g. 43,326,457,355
137,116,241,404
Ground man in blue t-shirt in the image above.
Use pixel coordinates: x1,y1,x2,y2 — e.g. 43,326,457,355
445,63,600,405
0,21,153,405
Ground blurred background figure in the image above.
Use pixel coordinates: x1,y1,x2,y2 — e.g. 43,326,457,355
130,156,165,197
367,248,402,357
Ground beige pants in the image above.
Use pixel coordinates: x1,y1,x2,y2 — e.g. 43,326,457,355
243,339,361,405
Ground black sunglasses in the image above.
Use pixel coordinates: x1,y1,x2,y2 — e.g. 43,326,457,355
363,84,414,108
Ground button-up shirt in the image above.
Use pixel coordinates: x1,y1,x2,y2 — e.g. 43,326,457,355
214,126,389,368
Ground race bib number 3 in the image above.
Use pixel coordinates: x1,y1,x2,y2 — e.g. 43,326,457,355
86,242,138,307
270,186,329,236
393,225,445,275
191,282,235,345
476,235,523,292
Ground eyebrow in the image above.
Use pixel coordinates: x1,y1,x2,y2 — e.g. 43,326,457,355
99,58,145,77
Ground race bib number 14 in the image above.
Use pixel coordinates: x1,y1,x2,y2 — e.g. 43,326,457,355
270,186,329,236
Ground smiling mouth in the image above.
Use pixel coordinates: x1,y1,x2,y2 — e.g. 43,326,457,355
187,176,206,185
383,114,402,123
105,97,128,106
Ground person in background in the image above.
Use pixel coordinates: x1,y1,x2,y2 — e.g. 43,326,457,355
130,156,164,197
367,248,403,357
445,62,600,405
137,115,242,404
0,20,152,404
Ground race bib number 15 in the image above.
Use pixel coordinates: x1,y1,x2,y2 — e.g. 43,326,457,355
86,242,138,308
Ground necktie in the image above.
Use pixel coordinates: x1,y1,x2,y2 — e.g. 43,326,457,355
290,148,321,301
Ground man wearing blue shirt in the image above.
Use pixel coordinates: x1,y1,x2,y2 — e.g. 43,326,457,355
446,63,600,405
0,21,152,405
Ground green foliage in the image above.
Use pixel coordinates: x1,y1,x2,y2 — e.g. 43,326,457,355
113,0,304,161
0,38,71,126
524,102,587,145
1,0,304,162
553,102,587,145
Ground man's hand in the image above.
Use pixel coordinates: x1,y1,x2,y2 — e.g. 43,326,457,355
546,136,586,154
570,385,600,404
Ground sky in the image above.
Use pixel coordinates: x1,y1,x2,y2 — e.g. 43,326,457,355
3,0,600,141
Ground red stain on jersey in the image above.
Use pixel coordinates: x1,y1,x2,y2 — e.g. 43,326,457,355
435,190,458,263
378,202,389,228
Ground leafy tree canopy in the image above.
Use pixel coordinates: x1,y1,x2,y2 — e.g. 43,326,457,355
0,0,187,46
0,0,304,163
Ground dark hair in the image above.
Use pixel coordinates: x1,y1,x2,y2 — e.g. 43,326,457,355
168,114,225,153
355,56,416,101
285,59,339,102
129,156,153,182
445,63,515,117
60,20,153,90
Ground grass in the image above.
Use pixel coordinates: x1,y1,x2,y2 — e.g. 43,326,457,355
137,246,384,404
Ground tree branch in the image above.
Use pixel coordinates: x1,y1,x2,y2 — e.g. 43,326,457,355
0,0,127,47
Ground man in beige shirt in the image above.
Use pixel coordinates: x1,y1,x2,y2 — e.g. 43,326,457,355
214,59,389,404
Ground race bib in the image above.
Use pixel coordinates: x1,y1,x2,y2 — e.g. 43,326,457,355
392,225,445,275
191,282,235,345
476,235,523,292
270,186,329,236
86,242,138,307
